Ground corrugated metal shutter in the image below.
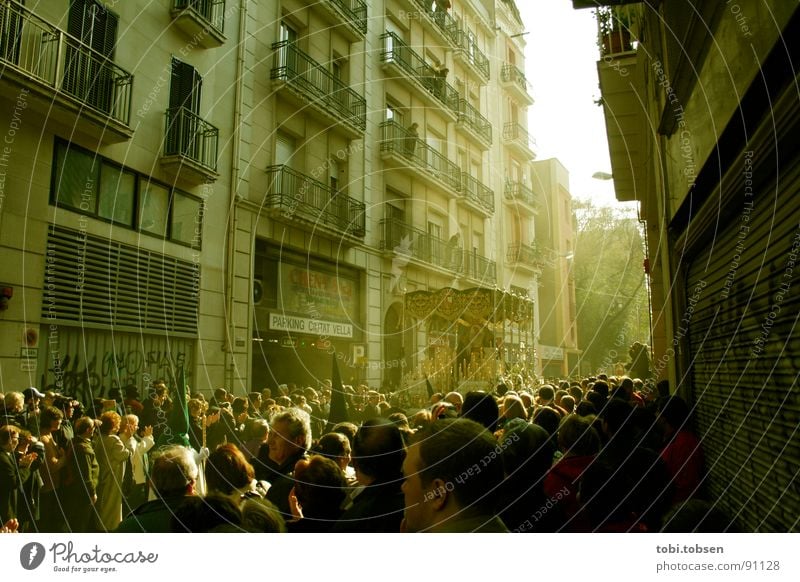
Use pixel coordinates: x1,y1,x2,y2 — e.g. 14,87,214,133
684,159,800,532
40,327,195,409
44,225,198,334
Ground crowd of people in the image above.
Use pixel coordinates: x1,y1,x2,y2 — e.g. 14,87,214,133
0,373,726,533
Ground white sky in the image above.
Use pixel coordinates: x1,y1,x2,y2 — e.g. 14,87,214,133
516,2,620,207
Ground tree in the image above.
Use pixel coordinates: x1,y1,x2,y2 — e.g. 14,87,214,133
573,201,650,375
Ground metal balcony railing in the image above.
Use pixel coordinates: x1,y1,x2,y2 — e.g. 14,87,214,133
501,63,530,95
380,218,462,272
461,172,494,213
455,28,489,79
271,40,366,131
0,1,133,125
380,120,462,192
325,0,367,34
164,106,219,172
173,0,225,35
462,249,496,283
410,0,459,45
457,99,491,144
265,165,365,237
596,4,641,57
503,122,536,154
507,242,544,269
380,31,459,114
504,180,539,209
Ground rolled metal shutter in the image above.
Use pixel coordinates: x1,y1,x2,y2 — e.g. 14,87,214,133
685,158,800,532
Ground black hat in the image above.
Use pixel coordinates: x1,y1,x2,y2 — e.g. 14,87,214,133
23,387,45,401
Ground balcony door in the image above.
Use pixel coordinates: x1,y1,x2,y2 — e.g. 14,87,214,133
278,22,298,77
63,0,118,113
166,58,202,160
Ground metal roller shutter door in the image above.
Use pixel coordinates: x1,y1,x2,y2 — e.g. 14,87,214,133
685,160,800,532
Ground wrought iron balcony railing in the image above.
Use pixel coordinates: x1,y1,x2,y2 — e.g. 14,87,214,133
380,31,459,114
380,120,462,192
0,1,133,125
409,0,459,45
164,106,219,172
461,249,496,283
501,63,531,95
380,218,462,273
173,0,225,35
460,172,494,214
455,28,489,80
271,40,366,131
503,122,537,156
325,0,367,34
265,165,365,237
504,180,540,209
507,242,544,269
457,99,491,145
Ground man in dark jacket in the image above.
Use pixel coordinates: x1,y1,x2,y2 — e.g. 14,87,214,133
0,425,35,525
62,417,100,532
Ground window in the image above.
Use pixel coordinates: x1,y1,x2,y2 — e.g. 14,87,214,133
275,131,297,168
139,181,170,238
53,145,99,211
172,192,202,246
51,140,203,248
64,0,119,113
98,163,135,226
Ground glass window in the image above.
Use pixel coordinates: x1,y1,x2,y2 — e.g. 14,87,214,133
53,144,98,211
98,163,135,225
171,192,202,247
138,180,170,237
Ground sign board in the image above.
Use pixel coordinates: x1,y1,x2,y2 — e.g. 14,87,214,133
269,313,353,338
20,347,38,358
539,345,565,360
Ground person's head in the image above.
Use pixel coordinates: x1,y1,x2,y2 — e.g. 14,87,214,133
575,399,596,417
0,425,20,452
248,419,270,442
120,414,140,437
315,432,352,472
267,408,311,465
213,388,228,403
501,394,528,421
537,385,555,404
331,421,358,448
206,444,255,500
150,446,199,498
232,397,249,417
402,419,504,532
240,497,286,533
444,392,464,412
74,416,96,438
40,406,64,434
352,418,406,485
22,387,44,409
99,411,122,436
569,384,583,403
558,414,600,457
460,391,499,432
560,394,575,414
247,392,262,411
532,406,560,437
3,391,24,414
592,380,610,399
293,455,347,519
657,395,691,436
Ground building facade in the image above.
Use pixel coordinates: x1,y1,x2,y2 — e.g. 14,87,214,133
1,0,562,404
584,0,799,530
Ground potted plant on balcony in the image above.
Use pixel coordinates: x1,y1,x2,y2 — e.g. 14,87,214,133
597,6,633,55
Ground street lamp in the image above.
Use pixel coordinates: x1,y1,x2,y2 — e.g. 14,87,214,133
592,171,613,181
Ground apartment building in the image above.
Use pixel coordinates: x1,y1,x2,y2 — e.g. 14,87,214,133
0,0,559,401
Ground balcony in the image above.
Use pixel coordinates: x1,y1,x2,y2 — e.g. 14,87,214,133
380,219,463,275
264,165,365,240
454,29,490,82
503,122,537,159
504,180,540,214
271,40,366,138
507,242,544,272
406,0,459,48
380,32,459,119
161,106,219,183
314,0,367,42
0,1,133,143
456,99,492,149
171,0,226,48
379,120,462,194
500,63,534,105
460,172,494,216
461,249,496,285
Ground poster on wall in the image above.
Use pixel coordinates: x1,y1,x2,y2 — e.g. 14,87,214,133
278,263,358,323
